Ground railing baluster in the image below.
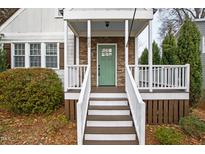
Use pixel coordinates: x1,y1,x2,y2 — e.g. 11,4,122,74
157,66,160,88
142,67,144,88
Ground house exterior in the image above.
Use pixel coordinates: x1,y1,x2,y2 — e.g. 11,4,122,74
194,19,205,89
0,8,190,145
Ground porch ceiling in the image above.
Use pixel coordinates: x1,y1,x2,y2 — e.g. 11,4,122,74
67,19,149,37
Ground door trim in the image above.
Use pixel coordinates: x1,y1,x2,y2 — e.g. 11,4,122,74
96,43,117,87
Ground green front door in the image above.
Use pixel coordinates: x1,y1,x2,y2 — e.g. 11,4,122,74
98,44,116,86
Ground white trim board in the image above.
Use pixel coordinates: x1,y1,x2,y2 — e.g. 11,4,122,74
96,43,117,87
65,91,189,100
140,92,189,100
0,9,25,32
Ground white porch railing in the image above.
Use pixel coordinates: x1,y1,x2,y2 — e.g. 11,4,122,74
76,65,91,145
129,64,190,92
67,65,88,89
125,65,145,145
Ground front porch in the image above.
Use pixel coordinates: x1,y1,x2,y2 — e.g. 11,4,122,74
63,9,190,145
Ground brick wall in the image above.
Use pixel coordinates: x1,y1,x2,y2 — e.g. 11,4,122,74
79,37,135,87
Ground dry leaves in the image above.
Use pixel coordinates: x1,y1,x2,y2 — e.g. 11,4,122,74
0,107,77,145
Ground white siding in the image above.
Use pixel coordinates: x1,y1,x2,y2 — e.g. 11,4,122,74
3,9,63,33
196,21,205,89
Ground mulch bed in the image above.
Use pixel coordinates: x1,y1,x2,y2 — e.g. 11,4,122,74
0,107,77,145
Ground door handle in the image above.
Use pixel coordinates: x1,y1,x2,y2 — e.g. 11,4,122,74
98,65,100,76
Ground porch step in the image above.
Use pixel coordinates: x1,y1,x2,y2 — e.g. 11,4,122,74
86,120,133,127
83,140,138,145
90,93,127,99
87,115,132,121
83,95,138,145
84,134,136,141
90,98,128,106
88,110,130,115
88,106,129,110
85,127,135,134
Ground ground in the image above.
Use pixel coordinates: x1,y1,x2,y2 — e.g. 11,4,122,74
1,102,205,145
146,100,205,145
0,106,76,145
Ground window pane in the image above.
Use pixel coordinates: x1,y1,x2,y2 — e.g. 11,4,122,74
14,44,25,55
46,43,57,55
30,44,41,55
14,56,25,67
46,56,57,68
30,56,41,67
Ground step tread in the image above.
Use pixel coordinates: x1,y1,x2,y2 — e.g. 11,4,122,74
87,115,132,121
83,140,138,145
90,98,128,101
85,127,136,134
89,106,129,110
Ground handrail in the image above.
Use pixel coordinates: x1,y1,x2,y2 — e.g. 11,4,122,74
76,65,91,145
125,65,145,145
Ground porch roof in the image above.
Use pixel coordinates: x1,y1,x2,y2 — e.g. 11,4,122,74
63,8,154,37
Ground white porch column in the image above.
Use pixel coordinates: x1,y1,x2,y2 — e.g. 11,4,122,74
76,36,80,65
64,20,68,92
87,20,91,66
148,20,153,92
125,20,129,65
135,36,139,85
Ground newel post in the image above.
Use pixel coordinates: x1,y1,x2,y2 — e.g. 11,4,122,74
64,20,68,92
186,64,190,92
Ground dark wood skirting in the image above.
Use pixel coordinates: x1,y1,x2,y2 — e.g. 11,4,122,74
144,100,189,124
65,100,77,121
65,99,189,123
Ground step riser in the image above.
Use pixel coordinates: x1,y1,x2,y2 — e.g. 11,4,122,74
90,101,128,106
90,93,127,99
88,110,130,115
84,134,136,141
87,121,133,127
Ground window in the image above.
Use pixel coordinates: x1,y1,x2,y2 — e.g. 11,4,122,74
30,43,41,67
14,44,25,67
46,43,58,68
55,8,64,18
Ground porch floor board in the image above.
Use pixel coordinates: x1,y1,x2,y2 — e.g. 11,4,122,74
67,87,187,93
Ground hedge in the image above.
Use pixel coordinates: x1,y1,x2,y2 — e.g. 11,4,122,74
0,68,64,114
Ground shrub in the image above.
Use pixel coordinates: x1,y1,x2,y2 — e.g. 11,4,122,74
0,48,8,72
139,41,161,65
177,18,202,105
0,68,63,114
161,28,179,65
155,126,183,145
179,115,205,138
